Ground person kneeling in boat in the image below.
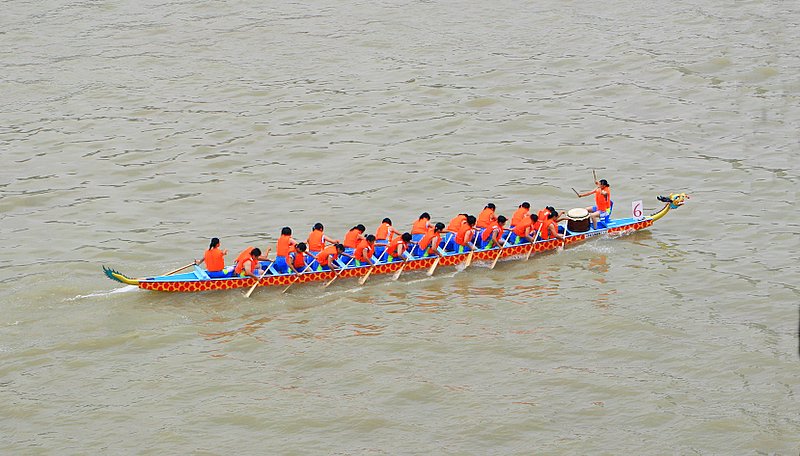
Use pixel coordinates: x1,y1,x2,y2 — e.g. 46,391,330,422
452,215,478,253
539,207,566,241
195,237,231,278
509,214,540,244
314,243,350,272
577,179,611,229
413,223,446,258
273,227,298,274
288,242,312,273
353,235,377,266
234,247,269,278
385,232,413,262
478,215,507,249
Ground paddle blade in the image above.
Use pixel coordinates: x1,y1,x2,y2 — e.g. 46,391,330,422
426,257,440,276
464,250,474,268
358,267,373,285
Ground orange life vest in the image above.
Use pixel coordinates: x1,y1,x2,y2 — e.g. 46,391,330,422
315,245,339,266
455,224,474,246
476,208,495,229
513,218,532,237
594,188,611,212
411,218,429,235
446,215,466,232
234,246,257,275
387,237,408,258
540,218,557,241
276,234,294,257
343,228,362,249
307,230,325,252
418,229,440,252
375,222,394,242
511,207,528,227
481,222,504,242
290,251,306,270
354,239,374,262
204,247,225,272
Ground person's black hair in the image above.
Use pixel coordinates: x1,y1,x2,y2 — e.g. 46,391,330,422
520,202,530,209
486,203,496,210
382,218,392,224
313,222,324,231
251,248,262,257
599,179,609,187
401,232,412,242
296,242,307,252
354,224,366,232
549,208,558,219
366,234,376,242
209,237,220,249
466,215,477,225
530,214,538,222
419,212,430,220
497,215,507,224
434,222,445,231
335,243,345,252
281,227,292,236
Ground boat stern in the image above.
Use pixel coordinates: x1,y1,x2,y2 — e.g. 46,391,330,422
102,266,140,286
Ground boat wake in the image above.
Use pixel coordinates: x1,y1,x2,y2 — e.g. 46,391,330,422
66,285,139,301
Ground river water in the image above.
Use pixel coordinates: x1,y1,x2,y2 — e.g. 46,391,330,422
2,0,798,454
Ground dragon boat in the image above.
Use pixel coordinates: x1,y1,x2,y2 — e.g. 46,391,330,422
103,193,688,293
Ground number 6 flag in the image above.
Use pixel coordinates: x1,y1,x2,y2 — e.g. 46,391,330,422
632,200,644,220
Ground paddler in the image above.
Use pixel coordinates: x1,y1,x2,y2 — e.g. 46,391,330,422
453,215,478,253
307,222,340,256
577,178,612,228
314,243,349,272
288,242,311,273
413,222,445,258
195,237,230,278
353,235,377,266
233,247,269,278
539,207,566,241
374,218,400,260
342,224,367,258
385,232,413,262
443,213,468,250
479,215,507,249
273,227,298,274
510,214,539,244
476,203,497,229
510,202,531,228
410,212,432,240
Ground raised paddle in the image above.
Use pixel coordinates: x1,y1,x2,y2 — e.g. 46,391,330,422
244,267,269,298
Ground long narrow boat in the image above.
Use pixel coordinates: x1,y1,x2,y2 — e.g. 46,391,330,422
103,193,688,293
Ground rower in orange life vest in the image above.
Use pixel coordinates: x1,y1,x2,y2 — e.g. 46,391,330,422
273,227,297,274
577,178,611,228
476,203,497,229
195,237,230,278
478,215,507,249
413,222,445,258
452,215,478,253
307,222,340,256
385,232,413,262
233,247,269,278
288,242,311,273
442,213,467,250
374,218,400,260
342,224,367,261
353,234,377,266
410,212,431,242
539,207,566,241
314,243,348,272
510,213,539,244
510,202,531,228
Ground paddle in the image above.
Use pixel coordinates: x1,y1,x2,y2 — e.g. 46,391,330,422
525,225,543,261
358,263,376,285
426,256,441,276
166,262,196,276
324,266,342,288
282,256,314,294
489,235,509,270
244,267,269,298
392,257,410,280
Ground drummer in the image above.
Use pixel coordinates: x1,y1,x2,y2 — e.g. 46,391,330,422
577,179,612,228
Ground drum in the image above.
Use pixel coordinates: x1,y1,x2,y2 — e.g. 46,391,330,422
566,208,590,232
